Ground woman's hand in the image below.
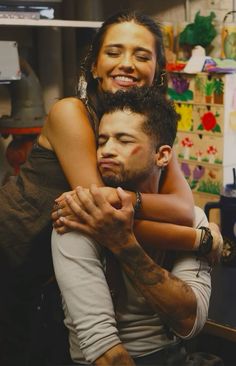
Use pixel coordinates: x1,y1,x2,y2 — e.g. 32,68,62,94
52,190,79,234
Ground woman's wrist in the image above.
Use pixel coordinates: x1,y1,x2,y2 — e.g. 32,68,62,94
194,227,213,256
134,191,142,213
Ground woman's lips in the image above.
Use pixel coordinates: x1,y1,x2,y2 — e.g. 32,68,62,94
112,75,138,87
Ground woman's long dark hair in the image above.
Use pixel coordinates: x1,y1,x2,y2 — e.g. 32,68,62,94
78,10,167,126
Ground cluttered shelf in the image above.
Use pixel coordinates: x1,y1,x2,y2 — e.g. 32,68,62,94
0,18,102,28
0,2,101,28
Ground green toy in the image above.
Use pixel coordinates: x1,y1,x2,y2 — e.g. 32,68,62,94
179,11,217,48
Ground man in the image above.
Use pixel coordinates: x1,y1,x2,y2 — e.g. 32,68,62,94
52,87,214,365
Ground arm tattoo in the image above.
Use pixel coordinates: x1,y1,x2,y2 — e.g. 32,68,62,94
115,243,196,335
117,244,166,285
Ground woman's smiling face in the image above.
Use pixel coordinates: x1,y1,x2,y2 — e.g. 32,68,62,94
92,21,158,93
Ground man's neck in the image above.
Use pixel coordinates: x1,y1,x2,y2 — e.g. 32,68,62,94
135,170,160,194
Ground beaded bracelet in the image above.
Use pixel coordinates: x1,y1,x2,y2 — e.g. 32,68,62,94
134,191,142,213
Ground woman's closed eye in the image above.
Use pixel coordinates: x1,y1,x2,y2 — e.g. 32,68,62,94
135,52,152,62
105,47,121,57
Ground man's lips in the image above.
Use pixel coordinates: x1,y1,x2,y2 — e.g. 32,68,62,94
98,159,120,169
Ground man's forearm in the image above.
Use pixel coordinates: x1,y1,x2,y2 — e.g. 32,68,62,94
112,240,197,337
95,344,135,366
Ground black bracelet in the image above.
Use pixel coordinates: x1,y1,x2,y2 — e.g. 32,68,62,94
134,191,142,213
197,226,213,256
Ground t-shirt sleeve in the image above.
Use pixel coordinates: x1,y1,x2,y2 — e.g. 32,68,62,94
51,230,121,363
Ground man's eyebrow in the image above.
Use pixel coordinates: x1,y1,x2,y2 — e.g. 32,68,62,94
98,133,108,139
98,132,136,139
116,132,136,138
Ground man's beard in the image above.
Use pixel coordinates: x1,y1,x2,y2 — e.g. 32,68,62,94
101,162,155,191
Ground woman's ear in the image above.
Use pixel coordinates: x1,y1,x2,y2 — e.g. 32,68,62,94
91,63,98,79
155,145,172,169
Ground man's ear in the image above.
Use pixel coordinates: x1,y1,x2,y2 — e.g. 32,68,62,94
155,145,172,169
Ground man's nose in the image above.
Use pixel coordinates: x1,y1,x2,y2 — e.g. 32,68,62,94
101,140,116,156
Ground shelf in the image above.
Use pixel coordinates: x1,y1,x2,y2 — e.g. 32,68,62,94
0,18,102,28
177,130,223,138
204,320,236,343
173,100,224,107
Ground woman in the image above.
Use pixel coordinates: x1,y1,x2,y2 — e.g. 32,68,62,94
0,10,220,366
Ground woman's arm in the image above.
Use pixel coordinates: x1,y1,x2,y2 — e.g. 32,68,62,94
56,195,222,265
98,154,195,226
52,155,194,227
138,151,194,226
134,219,196,251
40,97,103,189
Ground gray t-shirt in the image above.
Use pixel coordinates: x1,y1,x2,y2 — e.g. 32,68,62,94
51,206,211,364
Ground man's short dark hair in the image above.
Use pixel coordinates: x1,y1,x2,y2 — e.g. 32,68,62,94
101,86,179,149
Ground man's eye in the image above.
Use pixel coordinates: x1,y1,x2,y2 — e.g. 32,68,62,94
98,140,106,147
120,139,133,144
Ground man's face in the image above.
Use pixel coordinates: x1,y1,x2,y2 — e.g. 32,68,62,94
97,109,157,190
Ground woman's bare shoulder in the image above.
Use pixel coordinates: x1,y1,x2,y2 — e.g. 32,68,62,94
49,97,88,119
45,97,92,134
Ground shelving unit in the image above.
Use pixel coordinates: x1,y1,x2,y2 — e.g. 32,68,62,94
168,71,236,208
0,16,102,182
0,16,102,112
0,18,102,28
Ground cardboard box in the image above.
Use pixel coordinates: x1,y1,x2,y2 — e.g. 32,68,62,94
0,41,21,82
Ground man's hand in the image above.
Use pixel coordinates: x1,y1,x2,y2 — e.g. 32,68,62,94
52,187,121,235
57,184,136,252
95,344,135,366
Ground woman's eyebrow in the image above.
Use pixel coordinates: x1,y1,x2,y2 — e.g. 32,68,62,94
104,44,153,54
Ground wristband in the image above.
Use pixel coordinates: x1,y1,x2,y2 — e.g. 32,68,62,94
134,191,142,213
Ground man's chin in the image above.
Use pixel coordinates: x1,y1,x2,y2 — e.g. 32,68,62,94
102,176,135,191
102,176,121,188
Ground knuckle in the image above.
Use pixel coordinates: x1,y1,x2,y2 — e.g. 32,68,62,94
103,207,113,217
95,214,104,226
127,206,134,216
